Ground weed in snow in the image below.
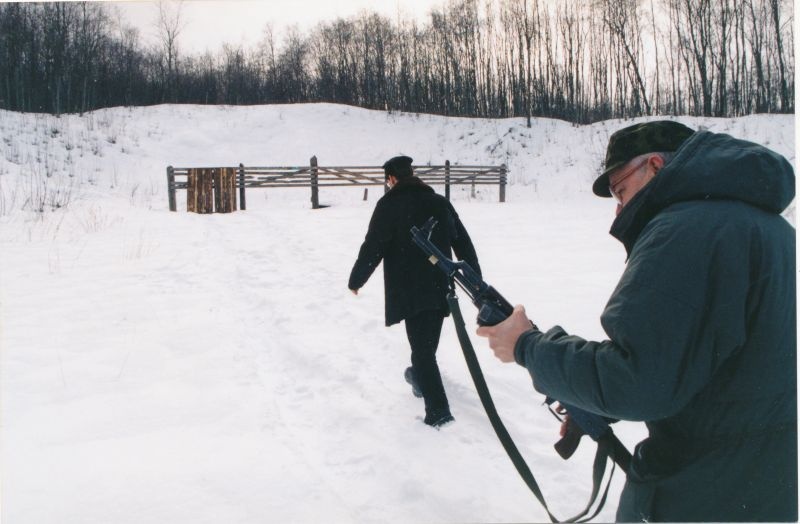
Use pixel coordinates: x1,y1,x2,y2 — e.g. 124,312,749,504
74,205,118,234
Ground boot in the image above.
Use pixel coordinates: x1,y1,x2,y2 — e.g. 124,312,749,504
404,366,423,398
424,407,454,428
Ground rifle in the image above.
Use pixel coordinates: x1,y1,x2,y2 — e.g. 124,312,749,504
410,217,631,521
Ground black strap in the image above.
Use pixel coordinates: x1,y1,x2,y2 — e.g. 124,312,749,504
447,291,617,523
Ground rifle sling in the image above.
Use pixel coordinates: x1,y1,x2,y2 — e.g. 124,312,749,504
446,291,618,523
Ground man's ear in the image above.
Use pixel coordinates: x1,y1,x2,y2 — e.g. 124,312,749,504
649,154,665,172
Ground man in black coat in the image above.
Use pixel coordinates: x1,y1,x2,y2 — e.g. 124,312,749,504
477,122,796,521
349,155,481,428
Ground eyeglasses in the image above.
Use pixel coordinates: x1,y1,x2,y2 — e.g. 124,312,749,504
609,158,648,203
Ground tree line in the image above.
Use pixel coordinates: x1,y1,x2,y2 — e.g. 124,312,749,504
0,0,793,123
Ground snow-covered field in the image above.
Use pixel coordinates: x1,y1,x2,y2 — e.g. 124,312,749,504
0,104,794,523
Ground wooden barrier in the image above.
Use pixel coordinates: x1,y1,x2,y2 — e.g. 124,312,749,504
214,167,237,213
187,168,213,213
167,159,507,212
181,167,237,214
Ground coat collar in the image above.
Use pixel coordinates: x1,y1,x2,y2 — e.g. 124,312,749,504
609,181,658,257
386,176,434,196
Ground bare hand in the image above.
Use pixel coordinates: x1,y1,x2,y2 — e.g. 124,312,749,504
350,288,359,296
475,305,533,363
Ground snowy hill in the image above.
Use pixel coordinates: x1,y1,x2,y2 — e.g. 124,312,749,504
0,104,794,523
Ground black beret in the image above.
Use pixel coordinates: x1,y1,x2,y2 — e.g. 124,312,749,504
382,155,414,178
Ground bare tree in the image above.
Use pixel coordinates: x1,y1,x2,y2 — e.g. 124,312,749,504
156,0,184,102
504,0,539,126
769,0,791,111
601,0,652,115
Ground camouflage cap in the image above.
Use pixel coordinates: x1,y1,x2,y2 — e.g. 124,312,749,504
593,121,695,197
383,155,414,179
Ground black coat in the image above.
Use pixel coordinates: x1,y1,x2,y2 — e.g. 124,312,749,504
515,131,797,522
349,177,481,326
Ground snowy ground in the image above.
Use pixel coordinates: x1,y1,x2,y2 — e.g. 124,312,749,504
0,104,794,523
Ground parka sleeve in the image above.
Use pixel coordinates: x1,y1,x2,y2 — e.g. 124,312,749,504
514,213,750,421
447,203,482,278
348,202,391,290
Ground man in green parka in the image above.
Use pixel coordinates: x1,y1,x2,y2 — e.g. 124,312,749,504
477,121,797,522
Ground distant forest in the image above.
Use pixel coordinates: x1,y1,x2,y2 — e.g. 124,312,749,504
0,0,793,123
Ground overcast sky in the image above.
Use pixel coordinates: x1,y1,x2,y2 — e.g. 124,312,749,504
113,0,442,54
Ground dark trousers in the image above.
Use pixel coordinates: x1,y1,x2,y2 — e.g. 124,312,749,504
404,310,449,412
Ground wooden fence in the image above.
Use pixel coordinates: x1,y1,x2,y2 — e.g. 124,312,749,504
167,157,507,212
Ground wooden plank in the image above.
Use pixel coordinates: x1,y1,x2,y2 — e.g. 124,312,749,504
187,168,213,214
186,168,197,213
315,167,383,184
239,166,310,171
252,176,313,183
315,182,389,187
245,177,307,182
245,183,324,188
214,167,237,213
199,168,214,213
421,181,501,186
245,170,310,176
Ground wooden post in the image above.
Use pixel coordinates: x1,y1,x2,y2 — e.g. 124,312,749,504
310,155,319,209
214,167,237,213
238,163,246,211
167,166,177,211
445,160,451,200
499,164,507,203
187,168,213,213
363,188,368,201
